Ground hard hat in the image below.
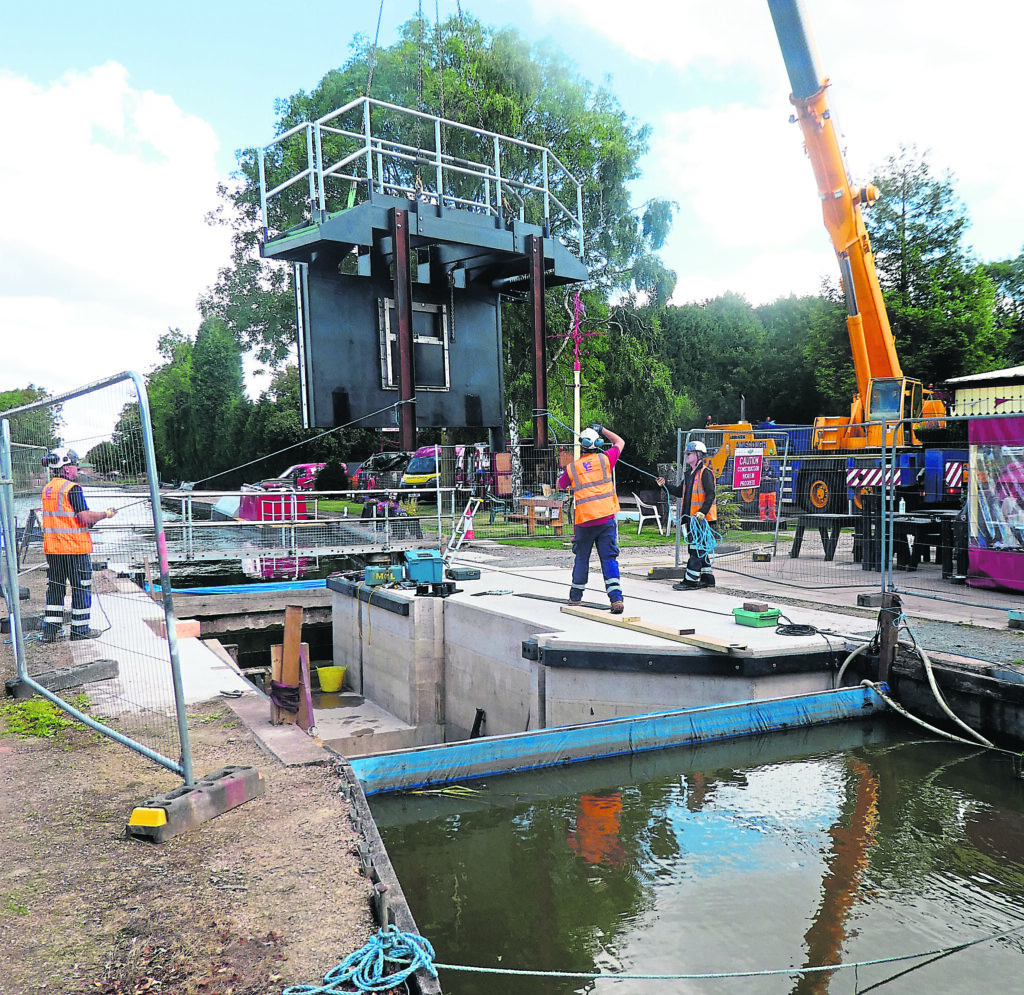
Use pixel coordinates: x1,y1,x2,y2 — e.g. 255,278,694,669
579,427,603,451
686,440,707,455
42,447,79,469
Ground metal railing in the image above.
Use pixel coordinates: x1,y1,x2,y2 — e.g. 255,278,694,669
257,96,585,257
0,373,195,784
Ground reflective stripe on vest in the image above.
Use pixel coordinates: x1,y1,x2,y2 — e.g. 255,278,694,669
41,478,92,555
690,466,717,522
567,452,620,524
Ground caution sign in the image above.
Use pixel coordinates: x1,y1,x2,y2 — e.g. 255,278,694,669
732,448,763,490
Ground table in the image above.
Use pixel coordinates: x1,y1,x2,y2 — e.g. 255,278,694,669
519,497,566,535
790,514,860,561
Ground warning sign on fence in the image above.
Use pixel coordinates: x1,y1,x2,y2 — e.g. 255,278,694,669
732,448,763,490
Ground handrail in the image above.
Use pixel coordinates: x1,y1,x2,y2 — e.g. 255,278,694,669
257,95,584,258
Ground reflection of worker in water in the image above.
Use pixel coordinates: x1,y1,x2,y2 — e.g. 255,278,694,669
566,793,626,866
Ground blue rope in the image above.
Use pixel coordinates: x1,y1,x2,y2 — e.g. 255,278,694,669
687,513,722,563
283,925,437,994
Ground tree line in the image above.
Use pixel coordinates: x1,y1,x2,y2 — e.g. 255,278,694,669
4,14,1023,487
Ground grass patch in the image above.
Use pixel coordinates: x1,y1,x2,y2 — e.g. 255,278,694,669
3,893,28,916
0,698,78,739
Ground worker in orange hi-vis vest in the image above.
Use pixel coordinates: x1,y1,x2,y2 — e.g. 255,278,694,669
658,438,718,589
39,448,116,642
558,424,626,614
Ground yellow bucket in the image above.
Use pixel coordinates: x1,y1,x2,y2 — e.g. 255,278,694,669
316,666,346,693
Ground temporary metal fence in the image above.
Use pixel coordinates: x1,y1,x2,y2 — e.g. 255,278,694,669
658,420,1023,616
879,412,1023,615
0,372,194,784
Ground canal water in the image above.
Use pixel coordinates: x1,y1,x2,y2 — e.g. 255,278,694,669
370,719,1024,994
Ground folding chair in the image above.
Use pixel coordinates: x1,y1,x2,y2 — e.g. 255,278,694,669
632,492,665,536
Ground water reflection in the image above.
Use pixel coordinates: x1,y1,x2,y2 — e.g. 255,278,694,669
371,722,1024,994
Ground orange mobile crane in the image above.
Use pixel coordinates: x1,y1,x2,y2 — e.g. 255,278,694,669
704,0,964,515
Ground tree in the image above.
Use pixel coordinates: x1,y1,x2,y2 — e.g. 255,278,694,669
981,251,1024,366
864,145,1005,383
0,385,62,453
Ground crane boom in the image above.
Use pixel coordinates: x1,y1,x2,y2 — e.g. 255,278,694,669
767,0,903,425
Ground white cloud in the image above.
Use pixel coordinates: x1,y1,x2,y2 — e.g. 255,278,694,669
0,64,231,393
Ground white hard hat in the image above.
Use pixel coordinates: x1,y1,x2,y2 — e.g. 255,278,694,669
579,428,602,450
42,447,79,469
686,439,707,455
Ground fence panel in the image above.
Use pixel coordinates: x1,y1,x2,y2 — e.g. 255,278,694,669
0,373,193,783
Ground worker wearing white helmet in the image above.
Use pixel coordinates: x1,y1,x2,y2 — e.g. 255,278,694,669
657,438,718,589
558,423,627,613
39,448,116,642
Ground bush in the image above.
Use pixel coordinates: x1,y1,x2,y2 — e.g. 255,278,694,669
316,458,349,491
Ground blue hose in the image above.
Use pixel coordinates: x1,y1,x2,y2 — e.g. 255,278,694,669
283,925,437,993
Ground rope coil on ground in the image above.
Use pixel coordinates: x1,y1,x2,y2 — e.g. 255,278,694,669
283,925,437,993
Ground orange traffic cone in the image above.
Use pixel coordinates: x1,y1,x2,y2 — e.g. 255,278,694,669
464,511,475,541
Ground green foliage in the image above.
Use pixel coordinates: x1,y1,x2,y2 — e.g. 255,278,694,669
981,251,1024,365
0,698,77,738
865,145,1006,383
316,457,349,491
0,385,61,452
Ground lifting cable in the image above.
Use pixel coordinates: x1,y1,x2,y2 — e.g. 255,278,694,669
184,399,412,489
364,0,384,97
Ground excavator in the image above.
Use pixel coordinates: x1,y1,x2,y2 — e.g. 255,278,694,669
704,0,965,514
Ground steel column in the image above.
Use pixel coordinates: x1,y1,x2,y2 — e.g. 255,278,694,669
391,208,417,452
529,234,548,449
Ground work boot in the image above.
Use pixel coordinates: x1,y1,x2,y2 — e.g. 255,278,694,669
700,575,716,588
70,628,103,641
673,581,701,591
610,600,624,614
42,629,64,643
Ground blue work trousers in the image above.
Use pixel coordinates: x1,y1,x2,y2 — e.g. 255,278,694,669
43,553,92,639
569,518,622,605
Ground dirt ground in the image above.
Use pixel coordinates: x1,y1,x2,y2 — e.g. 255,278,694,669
0,692,376,995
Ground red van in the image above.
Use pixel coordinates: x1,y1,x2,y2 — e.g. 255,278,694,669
260,462,330,491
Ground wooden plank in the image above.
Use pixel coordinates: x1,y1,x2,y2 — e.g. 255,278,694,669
559,605,747,654
297,643,315,732
281,605,303,686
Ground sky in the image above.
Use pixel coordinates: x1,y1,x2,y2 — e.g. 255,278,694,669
3,0,1023,398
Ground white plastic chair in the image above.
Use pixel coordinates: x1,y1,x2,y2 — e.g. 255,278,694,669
632,492,665,536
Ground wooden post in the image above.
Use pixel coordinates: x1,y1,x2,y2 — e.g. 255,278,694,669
877,593,901,685
270,604,306,726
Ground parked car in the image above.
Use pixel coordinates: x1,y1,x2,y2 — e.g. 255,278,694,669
259,462,330,491
399,444,492,500
352,451,413,490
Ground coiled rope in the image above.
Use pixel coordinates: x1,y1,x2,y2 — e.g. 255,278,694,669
283,926,437,993
686,512,721,563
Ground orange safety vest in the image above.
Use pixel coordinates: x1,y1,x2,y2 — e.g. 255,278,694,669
41,477,92,555
690,465,717,522
566,452,620,524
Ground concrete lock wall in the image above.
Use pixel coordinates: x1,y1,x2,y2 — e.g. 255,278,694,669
541,665,833,727
330,586,836,747
331,589,445,741
440,600,560,739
